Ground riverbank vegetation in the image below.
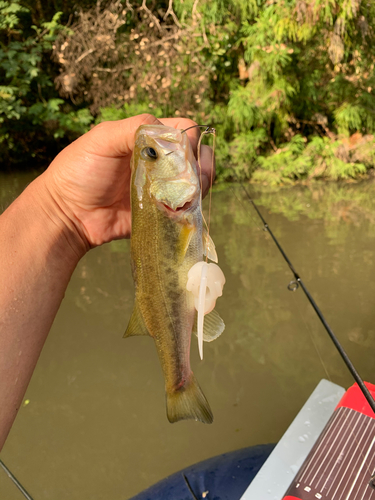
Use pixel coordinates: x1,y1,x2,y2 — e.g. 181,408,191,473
2,0,375,184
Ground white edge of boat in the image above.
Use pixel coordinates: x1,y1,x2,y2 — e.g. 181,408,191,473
240,379,346,500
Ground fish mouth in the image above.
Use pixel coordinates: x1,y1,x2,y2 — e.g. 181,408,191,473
162,200,193,213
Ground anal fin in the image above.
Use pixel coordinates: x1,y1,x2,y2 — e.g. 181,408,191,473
124,301,150,337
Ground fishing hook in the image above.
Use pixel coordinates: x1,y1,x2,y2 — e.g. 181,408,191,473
181,124,216,135
165,125,216,156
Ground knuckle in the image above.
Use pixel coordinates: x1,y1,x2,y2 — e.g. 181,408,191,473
137,113,159,125
90,121,109,134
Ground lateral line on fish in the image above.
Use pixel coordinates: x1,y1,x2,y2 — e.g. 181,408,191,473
154,212,181,365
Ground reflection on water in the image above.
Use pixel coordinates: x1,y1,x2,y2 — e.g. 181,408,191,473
1,173,375,499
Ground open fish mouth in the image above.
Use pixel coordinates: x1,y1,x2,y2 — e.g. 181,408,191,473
162,200,194,213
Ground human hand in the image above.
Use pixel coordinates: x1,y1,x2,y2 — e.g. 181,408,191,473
39,114,215,250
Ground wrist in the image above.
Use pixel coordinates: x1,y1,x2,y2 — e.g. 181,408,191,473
0,172,87,449
14,174,89,263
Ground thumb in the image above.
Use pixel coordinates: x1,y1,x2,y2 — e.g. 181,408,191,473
72,114,162,158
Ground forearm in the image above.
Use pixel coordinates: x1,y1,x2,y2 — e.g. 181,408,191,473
0,173,86,450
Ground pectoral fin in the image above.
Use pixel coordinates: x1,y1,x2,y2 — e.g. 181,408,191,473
176,224,196,263
202,229,218,263
124,301,150,337
193,309,225,342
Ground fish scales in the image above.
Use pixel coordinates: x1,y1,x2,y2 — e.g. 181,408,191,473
135,212,195,387
125,124,213,424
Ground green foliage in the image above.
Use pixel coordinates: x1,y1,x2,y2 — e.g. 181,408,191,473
95,102,164,125
220,0,375,183
0,2,92,166
252,135,368,185
2,0,375,183
0,1,28,30
223,128,268,181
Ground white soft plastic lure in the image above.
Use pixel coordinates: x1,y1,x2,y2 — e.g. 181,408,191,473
185,125,225,360
186,260,226,359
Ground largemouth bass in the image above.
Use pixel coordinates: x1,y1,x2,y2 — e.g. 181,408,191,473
125,124,223,424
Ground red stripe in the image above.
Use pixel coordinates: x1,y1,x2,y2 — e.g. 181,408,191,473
283,496,302,500
335,382,375,419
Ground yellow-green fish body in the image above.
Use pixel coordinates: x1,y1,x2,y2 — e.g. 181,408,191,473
125,125,213,423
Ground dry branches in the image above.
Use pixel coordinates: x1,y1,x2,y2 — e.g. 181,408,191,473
52,0,211,114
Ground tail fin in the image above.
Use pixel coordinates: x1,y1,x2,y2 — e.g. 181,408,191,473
166,373,213,424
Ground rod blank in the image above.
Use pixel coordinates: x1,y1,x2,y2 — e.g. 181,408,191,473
235,174,375,414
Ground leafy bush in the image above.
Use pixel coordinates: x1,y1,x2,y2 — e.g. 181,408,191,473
2,0,375,183
0,1,94,167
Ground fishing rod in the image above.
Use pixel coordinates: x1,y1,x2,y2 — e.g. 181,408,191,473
232,169,375,415
0,458,34,500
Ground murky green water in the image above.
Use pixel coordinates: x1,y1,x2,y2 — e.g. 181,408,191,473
1,173,375,499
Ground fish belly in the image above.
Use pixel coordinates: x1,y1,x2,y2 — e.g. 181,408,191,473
129,203,213,423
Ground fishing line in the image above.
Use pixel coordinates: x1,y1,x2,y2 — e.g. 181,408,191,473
196,126,216,261
230,167,375,415
229,182,333,382
166,123,216,258
230,185,375,493
197,131,206,232
228,183,269,234
206,132,215,252
290,290,333,383
219,175,375,481
0,459,35,500
229,178,334,386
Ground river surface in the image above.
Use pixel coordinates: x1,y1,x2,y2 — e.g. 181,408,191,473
1,172,375,499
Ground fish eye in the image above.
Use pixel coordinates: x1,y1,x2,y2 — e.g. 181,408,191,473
142,147,158,160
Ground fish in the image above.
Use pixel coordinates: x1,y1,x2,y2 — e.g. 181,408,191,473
124,124,224,424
